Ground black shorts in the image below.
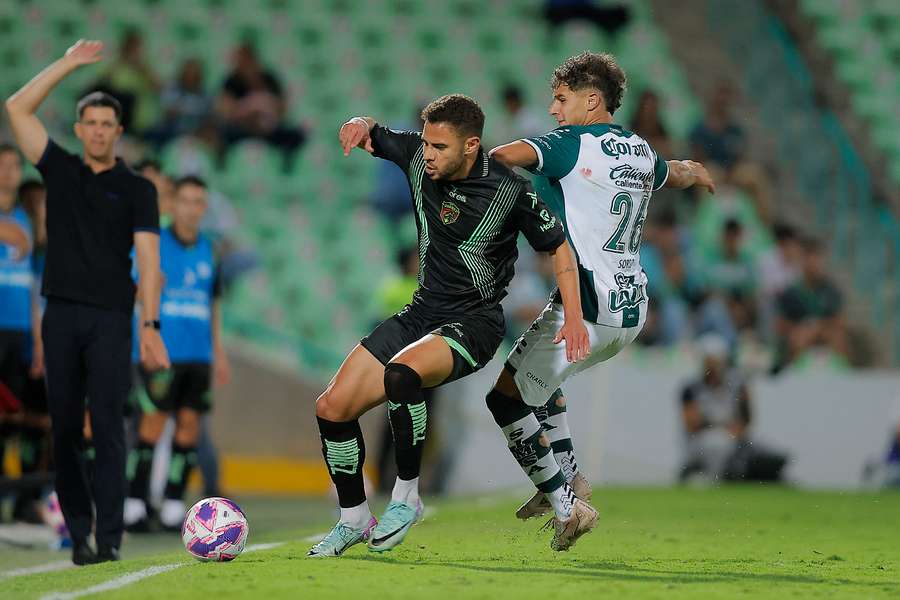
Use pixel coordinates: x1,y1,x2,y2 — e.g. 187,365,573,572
0,330,28,411
133,363,212,414
21,374,48,414
361,300,505,386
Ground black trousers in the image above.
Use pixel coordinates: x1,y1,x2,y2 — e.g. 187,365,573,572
43,298,132,549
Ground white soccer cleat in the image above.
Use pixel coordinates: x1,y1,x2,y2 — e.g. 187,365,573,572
516,472,593,520
545,498,599,552
307,517,377,558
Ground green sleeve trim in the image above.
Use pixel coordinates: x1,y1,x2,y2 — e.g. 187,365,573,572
653,154,669,191
442,336,478,368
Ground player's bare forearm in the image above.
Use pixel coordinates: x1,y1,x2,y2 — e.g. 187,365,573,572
134,232,162,322
550,240,583,322
664,159,715,193
489,141,539,169
212,299,224,353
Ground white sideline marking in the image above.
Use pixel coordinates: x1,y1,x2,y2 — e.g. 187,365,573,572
40,563,185,600
0,560,73,580
36,541,285,599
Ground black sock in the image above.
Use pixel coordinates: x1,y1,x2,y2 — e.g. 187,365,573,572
127,439,155,502
164,442,197,501
317,416,367,508
383,363,427,481
486,388,565,493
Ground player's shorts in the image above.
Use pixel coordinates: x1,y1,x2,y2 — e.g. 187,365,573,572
361,299,505,386
0,330,28,412
133,363,212,414
505,301,645,407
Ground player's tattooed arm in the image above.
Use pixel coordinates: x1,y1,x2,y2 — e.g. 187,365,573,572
6,39,104,164
488,141,539,169
549,241,590,363
338,116,376,155
665,159,716,193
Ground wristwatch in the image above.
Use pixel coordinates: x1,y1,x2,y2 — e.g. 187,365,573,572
142,319,161,330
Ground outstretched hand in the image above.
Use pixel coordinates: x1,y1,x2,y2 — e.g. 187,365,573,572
64,39,104,67
553,319,591,363
687,160,716,194
338,118,373,155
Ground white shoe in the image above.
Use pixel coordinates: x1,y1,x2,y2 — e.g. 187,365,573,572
545,498,599,551
160,499,186,530
516,472,593,520
124,497,148,526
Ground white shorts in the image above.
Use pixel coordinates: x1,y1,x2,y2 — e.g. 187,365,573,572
506,302,645,407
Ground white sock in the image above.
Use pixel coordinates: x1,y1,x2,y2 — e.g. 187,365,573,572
547,483,576,520
391,476,420,505
339,500,372,529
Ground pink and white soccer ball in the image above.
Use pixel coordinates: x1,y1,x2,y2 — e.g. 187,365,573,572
181,497,249,562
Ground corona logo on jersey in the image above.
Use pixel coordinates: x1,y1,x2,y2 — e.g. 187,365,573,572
600,137,652,160
440,200,461,225
608,272,647,313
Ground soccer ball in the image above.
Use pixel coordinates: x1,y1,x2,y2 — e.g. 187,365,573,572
181,497,249,562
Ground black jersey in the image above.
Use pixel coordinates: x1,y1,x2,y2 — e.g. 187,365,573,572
370,125,566,314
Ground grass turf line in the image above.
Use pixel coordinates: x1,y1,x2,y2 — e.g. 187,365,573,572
2,487,898,599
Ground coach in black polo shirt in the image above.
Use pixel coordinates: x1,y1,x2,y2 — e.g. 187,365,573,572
5,39,170,565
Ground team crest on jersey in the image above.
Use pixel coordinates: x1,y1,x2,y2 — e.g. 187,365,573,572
608,272,647,312
440,201,460,225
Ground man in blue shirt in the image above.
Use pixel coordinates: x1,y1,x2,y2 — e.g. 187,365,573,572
0,144,32,493
124,175,230,531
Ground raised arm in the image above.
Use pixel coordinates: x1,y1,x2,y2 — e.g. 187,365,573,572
664,159,716,193
489,141,539,169
548,240,590,363
338,116,376,156
5,40,104,164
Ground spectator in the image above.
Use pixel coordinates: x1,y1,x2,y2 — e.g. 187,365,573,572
217,43,306,168
145,58,214,148
689,82,745,170
703,219,757,335
497,84,546,142
756,223,802,340
135,160,174,228
543,1,631,37
680,334,787,482
91,29,161,133
773,238,848,373
503,247,555,342
629,90,673,158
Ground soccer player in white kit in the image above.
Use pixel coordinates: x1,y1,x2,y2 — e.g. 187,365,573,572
483,52,715,551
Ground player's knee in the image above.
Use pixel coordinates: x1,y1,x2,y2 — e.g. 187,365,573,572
175,410,200,445
383,363,422,404
493,367,522,400
553,389,566,408
315,389,356,422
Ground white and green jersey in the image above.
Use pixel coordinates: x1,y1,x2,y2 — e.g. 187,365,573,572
522,124,669,327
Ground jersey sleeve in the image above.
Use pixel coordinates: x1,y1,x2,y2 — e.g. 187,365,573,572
370,124,422,170
521,127,580,179
35,138,72,175
132,179,160,233
652,150,669,191
514,181,566,252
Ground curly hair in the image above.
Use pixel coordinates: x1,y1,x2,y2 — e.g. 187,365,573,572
421,94,485,138
550,52,627,115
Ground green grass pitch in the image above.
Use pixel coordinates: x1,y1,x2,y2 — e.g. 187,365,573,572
1,486,897,599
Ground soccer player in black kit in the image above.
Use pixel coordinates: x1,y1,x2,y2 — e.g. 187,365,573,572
308,94,590,557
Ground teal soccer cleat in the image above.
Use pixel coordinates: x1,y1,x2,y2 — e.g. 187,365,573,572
307,516,377,557
367,499,424,552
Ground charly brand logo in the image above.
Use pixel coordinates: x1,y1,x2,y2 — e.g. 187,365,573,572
601,138,651,160
448,187,467,203
440,201,460,225
609,164,652,190
608,272,647,313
